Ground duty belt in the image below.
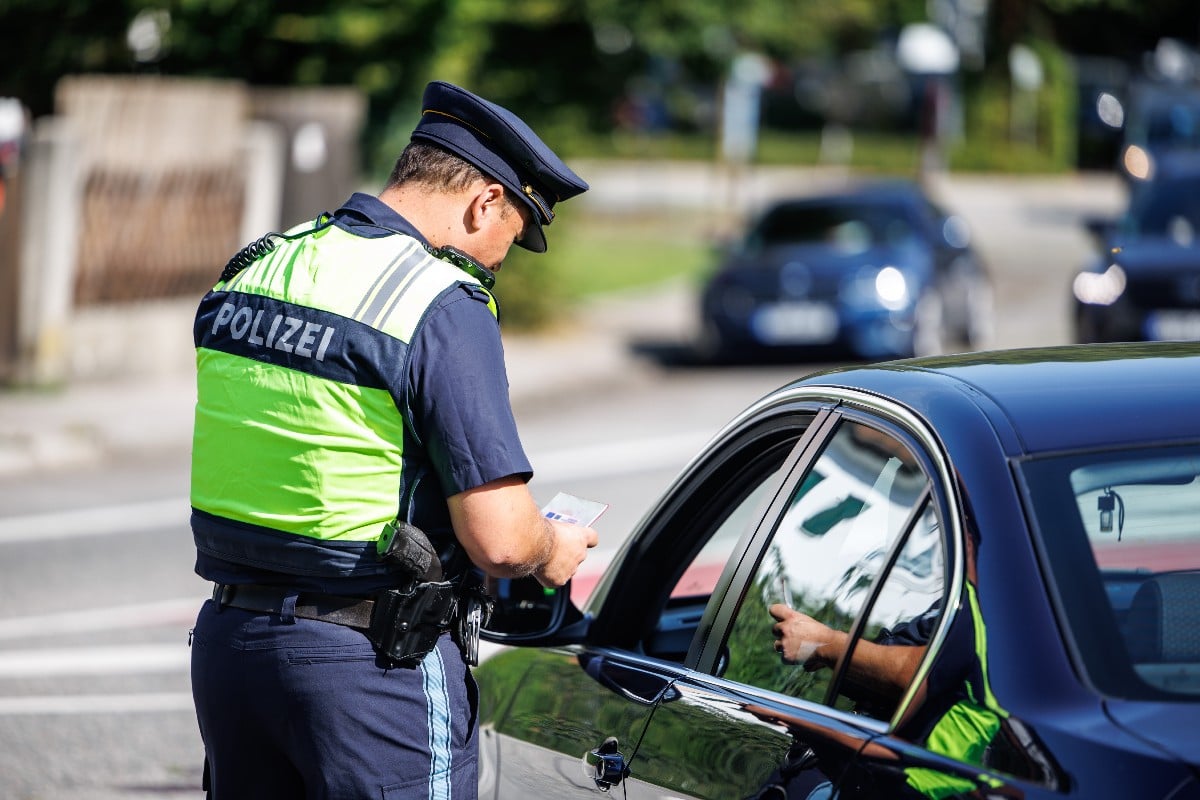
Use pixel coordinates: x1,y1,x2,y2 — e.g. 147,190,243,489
212,583,375,630
211,580,490,667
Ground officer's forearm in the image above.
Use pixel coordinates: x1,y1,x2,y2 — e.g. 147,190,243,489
448,477,556,578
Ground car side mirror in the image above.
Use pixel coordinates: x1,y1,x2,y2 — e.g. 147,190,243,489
480,576,585,645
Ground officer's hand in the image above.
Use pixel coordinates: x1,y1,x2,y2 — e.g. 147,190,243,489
534,519,598,588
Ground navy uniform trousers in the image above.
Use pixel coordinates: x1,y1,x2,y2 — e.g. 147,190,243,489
190,598,478,799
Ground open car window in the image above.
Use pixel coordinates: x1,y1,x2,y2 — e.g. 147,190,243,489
720,419,932,704
598,412,820,663
643,471,786,664
832,501,945,722
669,476,781,601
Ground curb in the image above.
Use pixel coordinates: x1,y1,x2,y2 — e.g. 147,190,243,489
0,282,696,479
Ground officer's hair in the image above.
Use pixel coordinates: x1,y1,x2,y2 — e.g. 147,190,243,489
387,142,489,193
387,142,523,220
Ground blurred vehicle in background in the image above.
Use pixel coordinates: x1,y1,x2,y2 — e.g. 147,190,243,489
696,180,993,363
1117,79,1200,183
1074,151,1200,343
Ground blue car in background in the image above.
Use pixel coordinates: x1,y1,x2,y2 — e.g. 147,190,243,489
1116,80,1200,183
696,180,993,363
1074,152,1200,343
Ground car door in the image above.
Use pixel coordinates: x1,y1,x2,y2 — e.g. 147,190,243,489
478,408,829,799
626,413,947,799
645,402,1056,800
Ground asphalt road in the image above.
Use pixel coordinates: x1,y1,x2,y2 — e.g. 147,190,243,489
0,368,799,800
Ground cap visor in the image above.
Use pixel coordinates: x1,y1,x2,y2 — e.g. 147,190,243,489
516,221,547,253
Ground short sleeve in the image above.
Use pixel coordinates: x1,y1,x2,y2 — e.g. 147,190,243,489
408,286,533,496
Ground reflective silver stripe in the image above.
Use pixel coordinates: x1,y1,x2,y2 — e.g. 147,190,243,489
423,645,453,799
352,240,425,324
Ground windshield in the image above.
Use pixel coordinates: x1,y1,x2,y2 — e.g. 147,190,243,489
1020,445,1200,701
748,200,921,254
1137,95,1200,150
1120,174,1200,244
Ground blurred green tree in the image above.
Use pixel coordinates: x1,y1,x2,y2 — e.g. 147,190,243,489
2,0,1196,174
1,0,1196,330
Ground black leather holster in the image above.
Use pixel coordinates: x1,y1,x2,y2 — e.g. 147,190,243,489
367,579,459,668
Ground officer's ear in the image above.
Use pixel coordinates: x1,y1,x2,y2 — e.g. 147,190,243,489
466,181,509,231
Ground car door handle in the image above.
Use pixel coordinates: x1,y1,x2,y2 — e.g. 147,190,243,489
584,736,629,791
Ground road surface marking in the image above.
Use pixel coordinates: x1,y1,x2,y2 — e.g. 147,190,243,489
0,597,203,641
0,692,194,715
0,498,186,544
0,644,189,678
0,432,711,545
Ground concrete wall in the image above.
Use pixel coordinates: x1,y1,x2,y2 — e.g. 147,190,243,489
2,78,365,388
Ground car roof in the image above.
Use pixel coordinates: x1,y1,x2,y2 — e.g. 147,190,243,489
768,179,926,207
790,342,1200,455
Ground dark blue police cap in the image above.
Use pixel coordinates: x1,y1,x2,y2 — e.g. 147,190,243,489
411,80,588,253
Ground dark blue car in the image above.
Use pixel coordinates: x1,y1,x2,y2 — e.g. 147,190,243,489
478,342,1200,799
696,180,993,363
1115,80,1200,183
1075,152,1200,343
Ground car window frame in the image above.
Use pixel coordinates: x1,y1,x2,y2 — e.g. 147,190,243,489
708,413,943,713
827,486,941,719
694,392,965,735
583,404,833,660
677,405,841,668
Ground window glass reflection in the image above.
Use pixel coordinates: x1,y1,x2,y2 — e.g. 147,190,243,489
723,420,929,703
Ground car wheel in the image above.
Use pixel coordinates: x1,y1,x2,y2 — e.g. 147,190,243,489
912,291,946,358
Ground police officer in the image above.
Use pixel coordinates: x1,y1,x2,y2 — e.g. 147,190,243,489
188,80,599,799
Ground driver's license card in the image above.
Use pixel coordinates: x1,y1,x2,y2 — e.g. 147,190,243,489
541,492,609,526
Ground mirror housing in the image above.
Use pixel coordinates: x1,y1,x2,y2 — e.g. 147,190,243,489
480,576,587,645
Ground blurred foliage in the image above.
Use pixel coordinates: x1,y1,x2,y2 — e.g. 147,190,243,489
951,36,1079,172
494,208,716,332
0,0,927,176
4,0,1195,174
2,0,1198,328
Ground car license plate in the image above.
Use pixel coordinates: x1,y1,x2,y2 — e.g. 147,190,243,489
1147,310,1200,341
752,302,838,344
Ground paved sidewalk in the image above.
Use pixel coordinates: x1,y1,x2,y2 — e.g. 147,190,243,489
0,281,696,479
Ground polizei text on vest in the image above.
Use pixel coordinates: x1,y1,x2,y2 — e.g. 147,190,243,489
211,301,337,362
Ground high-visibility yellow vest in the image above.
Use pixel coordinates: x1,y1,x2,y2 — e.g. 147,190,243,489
190,217,495,579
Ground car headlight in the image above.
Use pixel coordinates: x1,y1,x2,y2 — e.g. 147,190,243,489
1122,145,1153,181
842,265,912,310
875,266,910,310
1073,264,1127,305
